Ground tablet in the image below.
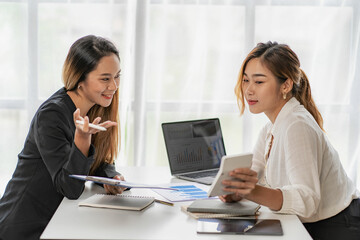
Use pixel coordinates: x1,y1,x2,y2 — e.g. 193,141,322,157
197,218,283,235
207,153,252,197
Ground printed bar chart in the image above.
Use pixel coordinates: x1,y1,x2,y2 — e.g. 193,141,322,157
153,184,209,202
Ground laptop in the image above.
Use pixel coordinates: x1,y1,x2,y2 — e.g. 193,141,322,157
162,118,226,185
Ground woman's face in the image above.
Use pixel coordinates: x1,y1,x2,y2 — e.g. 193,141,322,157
79,53,120,108
242,58,285,122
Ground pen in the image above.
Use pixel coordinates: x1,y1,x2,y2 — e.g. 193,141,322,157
243,224,254,233
76,120,107,131
155,199,174,206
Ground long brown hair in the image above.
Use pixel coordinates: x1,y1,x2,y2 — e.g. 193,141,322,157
234,41,324,130
62,35,120,174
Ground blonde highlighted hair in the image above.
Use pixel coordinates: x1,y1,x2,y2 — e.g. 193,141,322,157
62,35,120,174
234,41,323,130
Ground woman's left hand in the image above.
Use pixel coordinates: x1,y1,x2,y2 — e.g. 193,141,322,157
222,168,258,198
104,175,127,195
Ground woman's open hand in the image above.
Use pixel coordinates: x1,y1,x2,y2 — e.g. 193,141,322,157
73,108,117,156
73,108,117,135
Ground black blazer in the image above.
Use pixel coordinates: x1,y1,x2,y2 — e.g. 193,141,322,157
0,88,120,240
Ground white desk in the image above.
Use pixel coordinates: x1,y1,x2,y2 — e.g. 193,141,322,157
41,166,312,240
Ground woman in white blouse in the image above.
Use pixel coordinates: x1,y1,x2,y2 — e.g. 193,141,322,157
220,41,360,239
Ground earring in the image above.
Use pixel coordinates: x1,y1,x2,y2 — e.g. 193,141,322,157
283,93,287,100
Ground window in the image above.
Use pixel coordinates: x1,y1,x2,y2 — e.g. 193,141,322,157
1,0,359,195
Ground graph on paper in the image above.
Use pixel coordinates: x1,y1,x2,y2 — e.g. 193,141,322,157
152,184,209,202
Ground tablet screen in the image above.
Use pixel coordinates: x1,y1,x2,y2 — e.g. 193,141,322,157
197,218,283,235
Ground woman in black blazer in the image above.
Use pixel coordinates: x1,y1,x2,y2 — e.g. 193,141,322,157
0,35,126,239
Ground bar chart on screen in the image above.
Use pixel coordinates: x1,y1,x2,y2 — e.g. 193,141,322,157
152,184,210,202
173,147,203,164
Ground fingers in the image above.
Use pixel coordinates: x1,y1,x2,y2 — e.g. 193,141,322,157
222,176,256,196
99,121,117,129
74,108,90,133
74,116,90,133
104,184,126,195
73,109,117,134
92,117,102,125
219,194,243,203
114,175,125,181
223,179,256,189
222,183,255,197
231,168,258,177
222,186,253,196
219,195,233,202
220,168,258,197
104,175,126,195
229,173,258,184
73,108,81,120
219,195,227,202
229,168,258,183
83,116,90,132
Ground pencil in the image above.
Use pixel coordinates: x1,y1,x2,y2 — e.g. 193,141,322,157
155,199,174,206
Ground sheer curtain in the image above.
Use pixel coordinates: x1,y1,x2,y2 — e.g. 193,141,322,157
1,0,359,195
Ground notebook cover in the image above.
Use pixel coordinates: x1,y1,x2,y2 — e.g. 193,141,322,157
181,205,259,219
79,194,155,211
187,199,260,215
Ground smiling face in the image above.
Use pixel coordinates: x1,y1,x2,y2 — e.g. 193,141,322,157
78,53,121,109
242,58,287,123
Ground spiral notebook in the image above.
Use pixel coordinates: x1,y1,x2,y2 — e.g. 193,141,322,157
79,194,155,211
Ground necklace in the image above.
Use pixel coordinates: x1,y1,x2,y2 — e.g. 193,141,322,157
264,134,274,187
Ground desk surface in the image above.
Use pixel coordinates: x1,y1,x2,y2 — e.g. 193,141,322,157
41,166,312,240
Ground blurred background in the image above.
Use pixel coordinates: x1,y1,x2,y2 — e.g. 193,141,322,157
0,0,359,195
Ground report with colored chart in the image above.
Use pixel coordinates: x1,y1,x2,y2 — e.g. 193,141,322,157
152,184,210,202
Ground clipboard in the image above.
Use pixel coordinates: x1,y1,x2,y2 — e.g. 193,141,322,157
69,175,178,191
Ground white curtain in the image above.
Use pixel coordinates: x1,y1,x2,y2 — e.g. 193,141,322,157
1,0,359,194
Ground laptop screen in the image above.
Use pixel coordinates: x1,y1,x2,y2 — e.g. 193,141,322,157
162,118,226,175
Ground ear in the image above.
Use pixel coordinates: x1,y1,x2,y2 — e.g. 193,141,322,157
77,82,83,90
281,78,293,95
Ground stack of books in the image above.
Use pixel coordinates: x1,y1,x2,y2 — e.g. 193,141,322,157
182,198,260,219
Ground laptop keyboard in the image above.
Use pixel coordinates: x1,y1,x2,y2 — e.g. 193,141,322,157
182,169,219,179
